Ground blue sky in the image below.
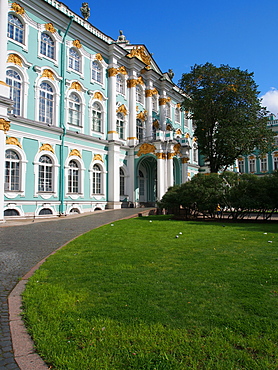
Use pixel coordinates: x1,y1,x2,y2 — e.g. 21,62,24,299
65,0,278,114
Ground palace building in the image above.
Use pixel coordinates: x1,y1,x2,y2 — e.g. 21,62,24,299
0,0,199,221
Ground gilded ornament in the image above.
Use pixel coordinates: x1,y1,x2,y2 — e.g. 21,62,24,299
70,81,82,91
185,133,190,138
137,110,147,120
95,53,103,61
137,76,144,85
93,91,103,100
117,66,127,75
176,103,181,108
7,54,22,66
6,136,19,148
42,69,55,80
167,152,175,160
173,143,181,155
45,23,56,33
166,124,172,131
6,137,22,148
108,67,118,77
69,149,81,158
153,120,159,129
73,39,82,49
108,130,118,134
176,129,182,135
145,88,158,97
193,136,197,141
116,104,128,116
159,97,171,105
11,2,25,14
0,81,9,87
274,152,278,157
39,143,54,153
93,154,103,162
127,79,138,88
127,137,137,140
155,152,165,160
127,46,151,67
0,118,10,133
181,157,189,164
137,143,156,157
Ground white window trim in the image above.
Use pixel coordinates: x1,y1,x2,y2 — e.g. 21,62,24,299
89,97,106,136
116,73,127,98
136,85,145,106
5,144,27,198
260,156,268,173
65,88,85,133
37,26,60,66
67,45,85,78
119,164,129,199
90,55,107,88
89,159,107,199
33,150,59,198
248,156,256,173
65,155,85,199
116,109,128,141
7,12,29,52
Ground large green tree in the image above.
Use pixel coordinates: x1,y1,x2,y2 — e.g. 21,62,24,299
179,63,274,173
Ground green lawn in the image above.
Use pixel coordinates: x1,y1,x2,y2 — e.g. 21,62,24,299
22,216,278,369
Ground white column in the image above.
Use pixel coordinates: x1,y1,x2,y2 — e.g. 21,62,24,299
127,74,137,146
181,158,189,183
145,83,153,141
127,149,135,204
107,142,121,209
107,65,118,141
159,91,167,131
167,153,174,190
156,153,165,201
0,0,11,222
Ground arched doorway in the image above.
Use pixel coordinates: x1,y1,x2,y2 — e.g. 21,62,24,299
137,156,157,206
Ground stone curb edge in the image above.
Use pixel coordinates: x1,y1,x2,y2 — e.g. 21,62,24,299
8,210,148,370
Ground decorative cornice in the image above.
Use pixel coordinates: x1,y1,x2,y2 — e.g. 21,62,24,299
137,110,147,121
127,76,144,88
70,81,82,91
7,54,22,66
73,39,82,49
11,2,25,14
44,23,56,33
127,46,151,68
159,97,171,106
41,69,55,80
39,143,54,153
6,137,22,148
93,154,103,162
116,104,128,116
69,149,81,158
0,119,10,134
93,91,103,100
145,88,158,97
137,143,156,157
95,53,103,61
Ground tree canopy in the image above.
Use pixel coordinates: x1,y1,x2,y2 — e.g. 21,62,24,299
178,63,274,173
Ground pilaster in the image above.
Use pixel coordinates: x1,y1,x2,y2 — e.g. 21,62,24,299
107,142,121,209
127,72,138,146
107,65,118,141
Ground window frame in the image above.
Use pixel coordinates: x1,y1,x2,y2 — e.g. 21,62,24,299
7,13,24,45
116,112,125,139
6,68,22,116
68,47,81,74
40,32,55,60
4,145,27,197
91,60,102,84
68,92,82,127
116,74,125,95
90,160,106,197
38,81,55,125
34,150,59,198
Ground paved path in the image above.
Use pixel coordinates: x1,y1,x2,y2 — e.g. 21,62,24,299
0,209,144,370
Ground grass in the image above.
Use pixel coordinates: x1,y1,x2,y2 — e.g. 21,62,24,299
22,216,278,369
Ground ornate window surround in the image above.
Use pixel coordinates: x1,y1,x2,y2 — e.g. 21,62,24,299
89,158,106,198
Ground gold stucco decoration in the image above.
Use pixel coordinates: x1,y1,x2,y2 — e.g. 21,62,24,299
173,143,181,156
137,143,156,157
166,124,172,131
0,119,10,134
159,97,171,106
69,149,82,158
11,2,25,14
0,81,9,87
156,152,166,160
153,120,159,129
93,91,103,100
70,81,82,91
93,154,103,162
137,110,147,121
176,103,181,108
116,104,128,116
274,152,278,158
145,88,158,97
45,23,56,33
7,54,22,66
185,133,190,138
39,143,54,153
176,129,182,135
73,39,82,49
95,53,103,61
127,46,151,67
127,79,137,88
6,137,22,148
167,152,175,160
181,157,189,164
42,69,55,80
108,67,118,77
117,66,127,75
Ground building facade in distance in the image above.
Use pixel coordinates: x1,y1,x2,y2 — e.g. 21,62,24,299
0,0,199,220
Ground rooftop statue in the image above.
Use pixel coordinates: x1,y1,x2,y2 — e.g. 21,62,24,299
80,2,90,20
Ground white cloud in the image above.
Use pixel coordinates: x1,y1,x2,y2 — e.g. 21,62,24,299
260,88,278,116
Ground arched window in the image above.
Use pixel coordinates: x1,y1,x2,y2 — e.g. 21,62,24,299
165,103,171,118
8,14,24,44
68,160,79,193
92,164,101,194
5,150,20,191
273,153,278,171
152,95,157,112
116,112,124,139
69,48,81,72
39,82,54,124
40,33,55,59
175,107,180,123
136,86,143,103
116,74,124,94
120,168,125,196
136,119,144,142
38,155,53,192
68,93,81,126
92,61,102,83
92,102,102,132
6,69,22,115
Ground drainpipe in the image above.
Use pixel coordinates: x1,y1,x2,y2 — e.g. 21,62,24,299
59,16,74,216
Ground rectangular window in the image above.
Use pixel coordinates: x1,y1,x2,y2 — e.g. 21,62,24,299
260,157,267,172
249,158,256,173
238,159,244,173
